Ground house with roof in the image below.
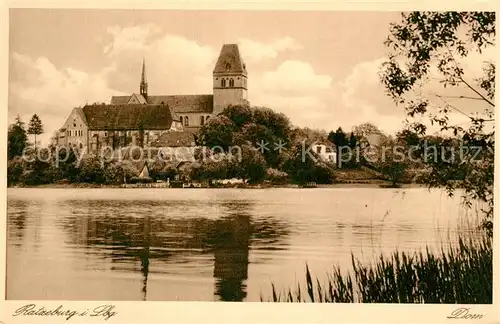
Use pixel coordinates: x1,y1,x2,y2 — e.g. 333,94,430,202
55,103,182,151
54,43,249,151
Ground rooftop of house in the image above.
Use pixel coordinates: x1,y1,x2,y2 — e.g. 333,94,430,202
82,103,175,130
150,131,197,148
110,94,214,114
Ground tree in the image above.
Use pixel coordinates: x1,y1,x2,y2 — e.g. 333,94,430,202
328,127,348,168
8,116,28,159
28,114,44,150
235,144,267,184
199,115,234,151
352,122,383,140
220,104,253,127
7,158,25,186
199,105,293,169
283,140,335,184
373,136,408,187
380,11,495,234
348,133,358,149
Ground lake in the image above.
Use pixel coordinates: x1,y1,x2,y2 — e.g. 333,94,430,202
6,187,480,301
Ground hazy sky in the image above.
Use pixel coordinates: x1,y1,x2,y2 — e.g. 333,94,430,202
8,9,494,145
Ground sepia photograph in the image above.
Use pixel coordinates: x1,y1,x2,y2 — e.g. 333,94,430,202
4,8,495,308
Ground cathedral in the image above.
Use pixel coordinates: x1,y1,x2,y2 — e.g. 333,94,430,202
53,44,249,151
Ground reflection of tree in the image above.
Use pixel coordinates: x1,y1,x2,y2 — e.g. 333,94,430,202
59,199,289,301
7,199,28,247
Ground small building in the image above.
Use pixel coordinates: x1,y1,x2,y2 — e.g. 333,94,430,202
311,142,336,164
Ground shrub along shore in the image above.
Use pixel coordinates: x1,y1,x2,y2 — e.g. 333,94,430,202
264,236,492,303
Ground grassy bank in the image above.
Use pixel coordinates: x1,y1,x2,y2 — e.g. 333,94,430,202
264,236,492,303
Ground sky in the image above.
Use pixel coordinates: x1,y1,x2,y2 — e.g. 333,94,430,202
8,9,496,145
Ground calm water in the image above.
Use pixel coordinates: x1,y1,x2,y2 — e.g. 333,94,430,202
6,188,479,301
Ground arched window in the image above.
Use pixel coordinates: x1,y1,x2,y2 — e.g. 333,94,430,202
200,115,205,126
221,79,226,87
206,115,210,122
229,78,234,87
184,116,189,126
180,116,183,124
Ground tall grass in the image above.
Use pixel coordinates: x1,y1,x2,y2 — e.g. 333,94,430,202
264,237,492,303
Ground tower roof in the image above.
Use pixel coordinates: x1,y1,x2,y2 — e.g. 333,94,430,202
213,44,247,75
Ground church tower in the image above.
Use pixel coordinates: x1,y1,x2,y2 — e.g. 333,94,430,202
213,44,248,115
140,58,148,100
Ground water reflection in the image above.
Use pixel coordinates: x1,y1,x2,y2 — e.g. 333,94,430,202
7,200,28,247
211,214,250,301
58,199,288,301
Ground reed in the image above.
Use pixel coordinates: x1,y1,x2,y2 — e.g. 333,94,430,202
264,236,492,303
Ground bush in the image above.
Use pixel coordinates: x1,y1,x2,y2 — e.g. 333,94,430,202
266,168,290,185
7,158,25,186
129,176,154,184
104,162,127,184
77,156,105,184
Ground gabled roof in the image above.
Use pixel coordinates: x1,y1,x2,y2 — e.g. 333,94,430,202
151,131,197,147
110,96,131,105
147,94,214,113
213,44,247,75
110,94,213,114
73,107,88,125
82,104,173,130
127,93,147,104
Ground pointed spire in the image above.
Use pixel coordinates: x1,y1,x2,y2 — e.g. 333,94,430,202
140,57,148,99
141,57,147,84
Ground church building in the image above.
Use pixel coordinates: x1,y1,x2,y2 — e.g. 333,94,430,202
111,43,248,131
54,44,249,151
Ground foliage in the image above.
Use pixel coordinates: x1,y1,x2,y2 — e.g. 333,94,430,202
265,236,492,303
353,122,384,140
328,127,349,168
55,147,80,182
198,115,234,151
236,144,267,184
77,155,106,184
27,114,44,149
283,140,335,184
7,158,25,186
104,162,128,184
190,157,236,181
8,116,28,160
220,105,253,127
292,127,328,144
266,168,290,185
200,105,293,169
380,11,495,234
372,136,409,186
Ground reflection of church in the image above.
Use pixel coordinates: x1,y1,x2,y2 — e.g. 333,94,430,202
53,44,249,151
212,214,251,301
63,200,289,301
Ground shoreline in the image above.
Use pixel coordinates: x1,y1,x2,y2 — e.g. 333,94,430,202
8,182,427,189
